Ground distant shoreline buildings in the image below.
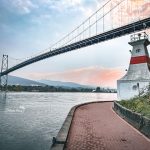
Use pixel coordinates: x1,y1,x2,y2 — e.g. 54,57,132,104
92,86,117,93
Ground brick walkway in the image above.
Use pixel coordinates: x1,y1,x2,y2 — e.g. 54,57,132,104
65,102,150,150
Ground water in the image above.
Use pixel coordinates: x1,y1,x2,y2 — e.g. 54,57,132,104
0,92,117,150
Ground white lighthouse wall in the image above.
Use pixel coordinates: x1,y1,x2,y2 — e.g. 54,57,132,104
131,44,148,57
126,63,150,80
117,80,150,100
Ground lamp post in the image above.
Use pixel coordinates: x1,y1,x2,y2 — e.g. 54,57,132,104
137,83,140,97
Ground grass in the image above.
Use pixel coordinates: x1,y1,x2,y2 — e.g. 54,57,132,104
118,94,150,119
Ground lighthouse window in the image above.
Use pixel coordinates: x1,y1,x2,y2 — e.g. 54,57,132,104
136,49,141,53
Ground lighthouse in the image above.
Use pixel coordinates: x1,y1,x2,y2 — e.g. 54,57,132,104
117,32,150,100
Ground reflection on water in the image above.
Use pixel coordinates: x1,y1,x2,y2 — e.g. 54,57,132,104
0,92,117,150
0,92,7,111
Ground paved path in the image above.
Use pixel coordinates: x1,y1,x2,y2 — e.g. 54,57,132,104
65,102,150,150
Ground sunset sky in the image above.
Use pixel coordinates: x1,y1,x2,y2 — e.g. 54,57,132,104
0,0,150,88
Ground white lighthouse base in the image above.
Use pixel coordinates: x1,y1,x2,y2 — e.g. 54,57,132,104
117,80,150,100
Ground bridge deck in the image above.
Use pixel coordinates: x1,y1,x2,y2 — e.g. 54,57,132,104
65,102,150,150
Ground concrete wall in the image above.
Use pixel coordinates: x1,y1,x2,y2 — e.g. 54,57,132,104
117,80,149,100
50,105,76,150
113,101,150,138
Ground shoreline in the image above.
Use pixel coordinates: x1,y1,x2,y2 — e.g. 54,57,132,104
51,100,150,150
50,101,114,150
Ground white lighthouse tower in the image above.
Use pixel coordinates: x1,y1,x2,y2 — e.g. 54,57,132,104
117,32,150,100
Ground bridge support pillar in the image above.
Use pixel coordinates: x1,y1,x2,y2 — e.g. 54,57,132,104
0,55,8,94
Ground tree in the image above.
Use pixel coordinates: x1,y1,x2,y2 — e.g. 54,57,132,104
96,87,100,92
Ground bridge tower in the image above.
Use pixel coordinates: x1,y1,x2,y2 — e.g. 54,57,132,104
0,55,8,93
117,32,150,100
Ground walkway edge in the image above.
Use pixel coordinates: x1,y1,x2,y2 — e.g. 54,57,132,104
113,101,150,139
50,100,114,150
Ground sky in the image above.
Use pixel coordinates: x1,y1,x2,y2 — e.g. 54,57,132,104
0,0,150,88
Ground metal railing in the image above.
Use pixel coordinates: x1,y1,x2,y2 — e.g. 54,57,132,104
130,32,149,42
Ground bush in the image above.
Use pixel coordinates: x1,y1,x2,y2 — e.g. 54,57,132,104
118,95,150,118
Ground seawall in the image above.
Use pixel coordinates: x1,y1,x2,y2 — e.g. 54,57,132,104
50,101,113,150
113,101,150,138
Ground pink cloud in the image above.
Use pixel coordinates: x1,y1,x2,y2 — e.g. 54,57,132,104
22,66,125,88
111,0,150,26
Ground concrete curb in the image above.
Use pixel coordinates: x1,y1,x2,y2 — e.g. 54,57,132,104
50,100,114,150
113,101,150,138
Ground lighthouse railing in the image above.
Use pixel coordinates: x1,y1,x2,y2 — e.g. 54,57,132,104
130,32,149,42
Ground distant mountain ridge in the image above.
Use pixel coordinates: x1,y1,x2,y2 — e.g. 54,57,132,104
39,79,94,89
7,75,94,89
8,75,46,86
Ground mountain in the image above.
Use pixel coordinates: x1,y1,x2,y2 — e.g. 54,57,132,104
39,79,94,89
7,75,46,86
7,75,94,89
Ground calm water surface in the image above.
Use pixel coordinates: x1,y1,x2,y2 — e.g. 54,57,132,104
0,92,117,150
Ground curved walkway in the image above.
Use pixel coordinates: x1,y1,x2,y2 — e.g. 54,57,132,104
65,102,150,150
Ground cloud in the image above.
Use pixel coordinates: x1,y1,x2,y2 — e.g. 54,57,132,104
112,0,150,25
37,0,100,16
1,0,102,15
127,0,150,18
3,0,38,14
95,0,150,30
19,66,125,88
40,0,82,11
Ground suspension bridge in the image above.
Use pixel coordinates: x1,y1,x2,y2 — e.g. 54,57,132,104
0,0,150,90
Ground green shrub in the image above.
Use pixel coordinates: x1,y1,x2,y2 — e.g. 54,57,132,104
118,95,150,119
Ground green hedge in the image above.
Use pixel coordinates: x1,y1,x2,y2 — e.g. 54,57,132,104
118,95,150,119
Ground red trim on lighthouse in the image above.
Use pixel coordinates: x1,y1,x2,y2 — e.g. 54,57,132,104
130,56,150,64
